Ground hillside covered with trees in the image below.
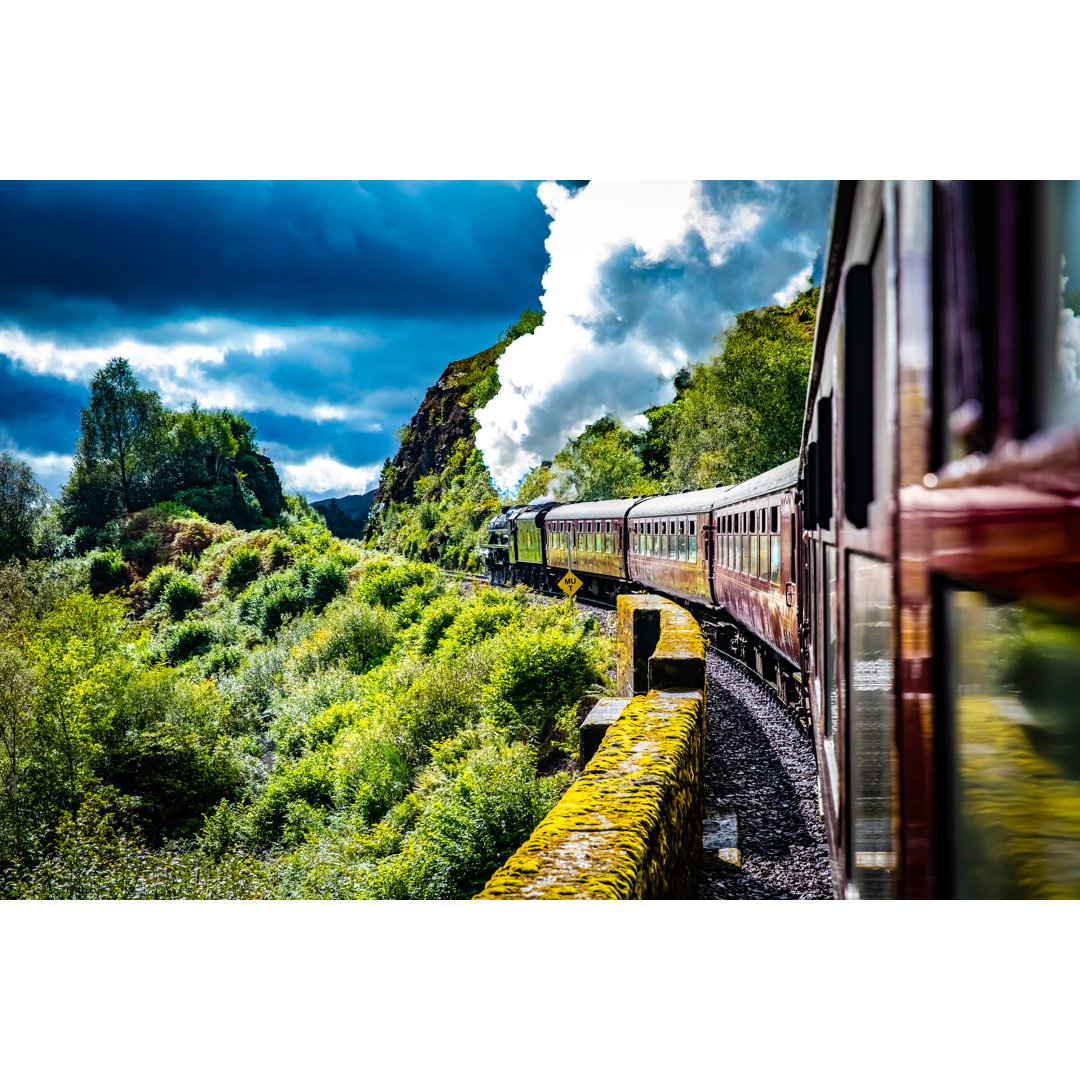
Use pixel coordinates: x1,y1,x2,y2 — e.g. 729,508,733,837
0,355,609,899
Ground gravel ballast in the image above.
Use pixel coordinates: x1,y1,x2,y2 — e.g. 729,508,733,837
699,649,833,900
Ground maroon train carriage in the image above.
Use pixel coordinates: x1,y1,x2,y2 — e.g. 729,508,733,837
626,489,716,610
708,460,802,708
803,179,1080,899
543,498,640,601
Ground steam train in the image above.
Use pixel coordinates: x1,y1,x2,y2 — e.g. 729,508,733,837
483,181,1080,900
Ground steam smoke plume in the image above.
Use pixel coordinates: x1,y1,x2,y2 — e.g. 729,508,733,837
475,180,833,491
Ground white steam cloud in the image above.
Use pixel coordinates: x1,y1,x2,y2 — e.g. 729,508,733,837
278,454,382,499
474,180,833,491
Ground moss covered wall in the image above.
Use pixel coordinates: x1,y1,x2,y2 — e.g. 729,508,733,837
477,594,705,900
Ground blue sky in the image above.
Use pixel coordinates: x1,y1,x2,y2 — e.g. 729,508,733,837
0,180,553,499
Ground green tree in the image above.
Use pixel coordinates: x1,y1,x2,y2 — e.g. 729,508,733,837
542,415,660,503
0,453,49,562
665,287,817,489
71,357,165,515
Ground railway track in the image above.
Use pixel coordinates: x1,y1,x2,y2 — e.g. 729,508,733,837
700,649,832,899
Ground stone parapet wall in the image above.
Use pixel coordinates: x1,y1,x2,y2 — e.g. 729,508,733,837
476,594,705,900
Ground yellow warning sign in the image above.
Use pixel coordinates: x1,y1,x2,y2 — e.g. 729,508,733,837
558,570,583,597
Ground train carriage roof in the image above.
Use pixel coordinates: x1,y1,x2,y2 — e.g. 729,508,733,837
545,497,642,522
713,458,799,506
626,489,728,519
509,498,561,525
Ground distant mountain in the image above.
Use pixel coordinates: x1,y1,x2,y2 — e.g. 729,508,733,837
312,488,377,539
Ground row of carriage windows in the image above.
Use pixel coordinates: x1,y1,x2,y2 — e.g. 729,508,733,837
541,502,781,583
718,504,782,584
631,517,699,562
547,519,620,554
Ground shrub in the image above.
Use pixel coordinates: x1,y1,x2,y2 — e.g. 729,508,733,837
417,592,464,655
161,572,201,619
288,598,396,678
144,564,183,606
102,722,246,843
88,549,128,594
366,742,565,899
2,797,271,899
237,557,350,637
273,699,364,759
163,621,217,665
222,545,262,593
267,536,293,569
483,626,597,738
437,588,522,655
243,745,338,850
357,560,438,609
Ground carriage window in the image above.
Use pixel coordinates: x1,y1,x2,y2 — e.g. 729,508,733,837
679,534,687,560
944,588,1080,898
689,533,697,561
1041,181,1080,431
770,535,781,584
749,534,758,577
847,553,896,899
605,523,612,554
758,535,769,580
690,519,696,535
771,506,779,534
749,510,756,533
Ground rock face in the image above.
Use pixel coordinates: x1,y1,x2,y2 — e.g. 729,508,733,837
365,343,499,533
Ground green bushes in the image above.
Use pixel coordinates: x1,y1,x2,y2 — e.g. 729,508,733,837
2,795,271,899
483,625,598,738
161,572,201,618
88,549,128,594
237,556,349,635
163,621,217,665
365,742,566,899
357,559,440,609
222,545,262,593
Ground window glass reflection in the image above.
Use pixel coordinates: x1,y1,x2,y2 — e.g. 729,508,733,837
1048,181,1080,430
948,589,1080,898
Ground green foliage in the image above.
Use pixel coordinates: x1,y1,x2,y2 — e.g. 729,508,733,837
237,555,349,636
0,452,50,563
162,621,216,665
518,414,661,503
87,549,129,594
416,591,464,655
1,793,270,899
483,625,597,739
357,558,439,609
222,545,262,593
664,287,818,488
61,358,284,533
365,741,565,899
144,563,182,606
161,572,201,619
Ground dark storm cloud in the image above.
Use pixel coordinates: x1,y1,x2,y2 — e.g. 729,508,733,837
0,180,553,498
0,355,86,454
0,181,550,328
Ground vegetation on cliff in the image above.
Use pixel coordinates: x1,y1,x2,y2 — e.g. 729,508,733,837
365,310,542,570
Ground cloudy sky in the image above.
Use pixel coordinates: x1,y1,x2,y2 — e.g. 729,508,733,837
0,180,833,500
0,180,553,499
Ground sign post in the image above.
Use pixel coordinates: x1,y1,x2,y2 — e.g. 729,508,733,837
557,570,583,598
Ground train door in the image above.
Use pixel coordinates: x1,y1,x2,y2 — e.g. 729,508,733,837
842,200,899,899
